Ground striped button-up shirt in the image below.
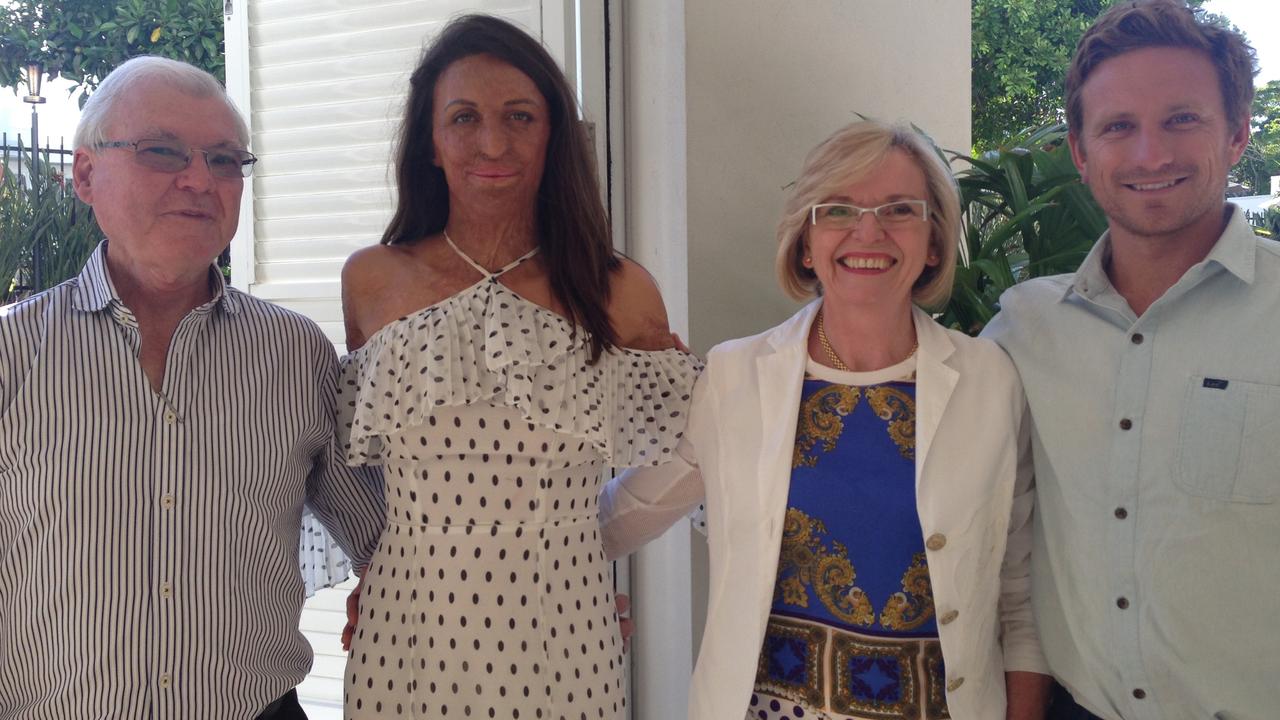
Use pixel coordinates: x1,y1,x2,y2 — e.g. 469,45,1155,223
0,244,385,719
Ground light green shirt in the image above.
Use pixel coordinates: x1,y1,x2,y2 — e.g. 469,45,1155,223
984,206,1280,720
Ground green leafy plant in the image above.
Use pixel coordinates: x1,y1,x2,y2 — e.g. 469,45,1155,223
941,123,1107,335
1,142,102,303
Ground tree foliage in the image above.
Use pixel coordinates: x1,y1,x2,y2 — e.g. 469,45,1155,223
972,0,1214,153
1237,80,1280,195
971,0,1105,152
0,0,224,101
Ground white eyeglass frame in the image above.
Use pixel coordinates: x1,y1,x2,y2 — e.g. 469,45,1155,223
810,200,929,229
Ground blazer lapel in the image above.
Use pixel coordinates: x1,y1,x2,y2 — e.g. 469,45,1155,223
753,301,819,517
912,307,958,488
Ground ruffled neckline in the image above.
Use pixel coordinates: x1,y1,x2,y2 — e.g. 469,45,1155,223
337,278,701,468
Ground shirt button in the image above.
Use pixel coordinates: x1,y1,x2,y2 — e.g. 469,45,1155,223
164,411,176,424
1116,596,1130,609
925,533,947,551
1133,688,1147,699
946,676,965,692
939,609,959,625
1131,333,1144,344
161,494,175,510
159,673,172,689
1114,507,1128,519
161,582,172,599
1119,418,1133,430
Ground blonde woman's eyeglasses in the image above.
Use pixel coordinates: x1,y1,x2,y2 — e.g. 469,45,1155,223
810,200,928,230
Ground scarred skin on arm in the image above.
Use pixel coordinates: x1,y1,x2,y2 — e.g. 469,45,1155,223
607,257,677,352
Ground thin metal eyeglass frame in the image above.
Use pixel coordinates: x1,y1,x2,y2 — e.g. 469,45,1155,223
96,138,258,178
810,200,929,229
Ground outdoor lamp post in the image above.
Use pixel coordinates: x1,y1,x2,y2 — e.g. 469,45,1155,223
22,61,46,291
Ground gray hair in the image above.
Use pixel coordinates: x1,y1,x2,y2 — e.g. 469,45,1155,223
74,55,249,150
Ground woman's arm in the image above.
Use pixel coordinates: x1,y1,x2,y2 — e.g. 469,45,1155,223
1000,399,1053,719
607,257,679,351
597,255,708,557
341,245,392,352
1005,671,1052,720
599,438,705,560
600,346,716,560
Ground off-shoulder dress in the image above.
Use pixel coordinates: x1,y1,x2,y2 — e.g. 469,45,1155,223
337,242,699,719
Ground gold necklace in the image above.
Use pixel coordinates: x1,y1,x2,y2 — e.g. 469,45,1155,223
816,308,918,372
816,308,851,371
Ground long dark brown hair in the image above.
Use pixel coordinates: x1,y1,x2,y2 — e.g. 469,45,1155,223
383,14,620,361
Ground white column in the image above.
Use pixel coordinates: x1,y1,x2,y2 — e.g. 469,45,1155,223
622,2,693,719
222,0,255,291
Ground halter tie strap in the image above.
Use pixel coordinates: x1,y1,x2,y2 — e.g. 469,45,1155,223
443,231,540,279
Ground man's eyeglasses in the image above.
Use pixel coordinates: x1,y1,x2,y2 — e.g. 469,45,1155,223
810,200,928,230
97,139,258,179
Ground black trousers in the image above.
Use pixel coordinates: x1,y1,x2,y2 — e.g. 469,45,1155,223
255,690,308,720
1047,682,1106,720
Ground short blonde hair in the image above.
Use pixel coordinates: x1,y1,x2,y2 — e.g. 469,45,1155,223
775,120,960,311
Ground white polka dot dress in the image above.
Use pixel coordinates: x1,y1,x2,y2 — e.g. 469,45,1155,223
336,265,700,719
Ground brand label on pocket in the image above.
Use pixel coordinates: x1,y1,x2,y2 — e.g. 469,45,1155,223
1202,378,1230,390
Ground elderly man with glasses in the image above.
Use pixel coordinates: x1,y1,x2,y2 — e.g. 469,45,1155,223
0,56,384,720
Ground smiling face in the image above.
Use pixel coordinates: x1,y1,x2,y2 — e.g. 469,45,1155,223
73,78,245,289
431,53,551,217
1069,46,1249,246
804,148,937,313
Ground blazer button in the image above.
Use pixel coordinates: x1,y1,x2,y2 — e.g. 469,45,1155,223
926,533,947,551
939,609,959,625
947,676,965,692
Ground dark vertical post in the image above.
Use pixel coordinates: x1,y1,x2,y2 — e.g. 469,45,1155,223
30,106,42,291
23,61,47,291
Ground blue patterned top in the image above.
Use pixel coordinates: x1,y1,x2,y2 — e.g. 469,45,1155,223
772,361,935,636
752,356,948,720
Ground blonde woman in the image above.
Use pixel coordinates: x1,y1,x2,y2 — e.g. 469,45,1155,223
601,120,1051,720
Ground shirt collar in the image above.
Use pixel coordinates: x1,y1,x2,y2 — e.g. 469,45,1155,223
70,241,116,312
1203,204,1257,283
70,240,242,315
1063,204,1257,302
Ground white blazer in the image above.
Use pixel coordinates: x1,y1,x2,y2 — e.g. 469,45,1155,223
600,300,1048,720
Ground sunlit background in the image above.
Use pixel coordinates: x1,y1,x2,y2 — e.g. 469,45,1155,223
0,2,1276,152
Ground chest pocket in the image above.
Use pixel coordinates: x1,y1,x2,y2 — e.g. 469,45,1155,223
1176,376,1280,504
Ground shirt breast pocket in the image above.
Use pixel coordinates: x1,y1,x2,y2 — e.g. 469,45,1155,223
1176,376,1280,504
